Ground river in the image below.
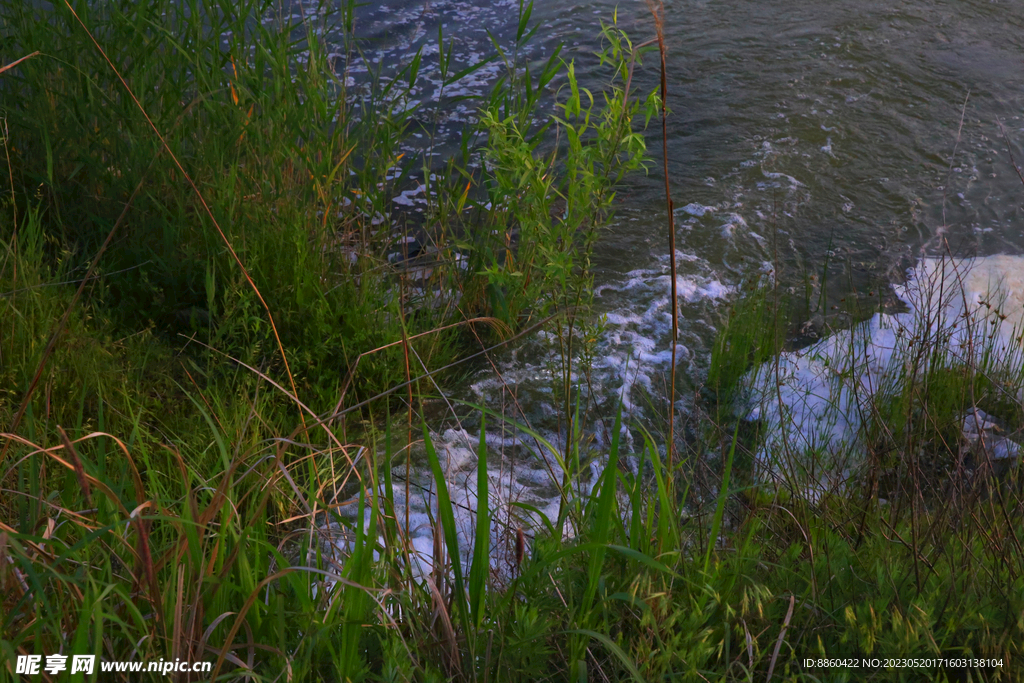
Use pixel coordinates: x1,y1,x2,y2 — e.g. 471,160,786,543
317,0,1024,568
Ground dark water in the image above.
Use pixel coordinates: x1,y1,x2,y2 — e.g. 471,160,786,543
322,0,1024,406
611,0,1024,271
308,0,1024,554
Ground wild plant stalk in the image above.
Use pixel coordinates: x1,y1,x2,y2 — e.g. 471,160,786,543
0,52,39,238
647,0,679,469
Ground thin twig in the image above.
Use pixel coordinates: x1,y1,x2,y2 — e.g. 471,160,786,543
996,118,1024,190
0,261,152,298
938,90,970,237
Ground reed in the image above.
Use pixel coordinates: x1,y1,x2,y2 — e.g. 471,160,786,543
646,0,680,474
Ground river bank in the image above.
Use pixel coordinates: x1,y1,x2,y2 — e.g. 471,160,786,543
2,0,1023,680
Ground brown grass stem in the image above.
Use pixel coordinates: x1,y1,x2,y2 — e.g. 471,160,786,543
646,0,678,468
0,51,40,76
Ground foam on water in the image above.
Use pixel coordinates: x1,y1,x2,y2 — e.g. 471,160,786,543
302,0,1024,584
745,254,1024,487
335,237,736,578
336,426,578,581
466,251,732,418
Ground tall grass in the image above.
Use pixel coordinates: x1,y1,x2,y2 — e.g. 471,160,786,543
8,388,1019,680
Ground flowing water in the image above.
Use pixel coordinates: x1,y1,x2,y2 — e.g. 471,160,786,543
318,0,1024,566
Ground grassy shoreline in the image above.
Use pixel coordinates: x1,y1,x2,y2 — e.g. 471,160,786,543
2,1,1023,681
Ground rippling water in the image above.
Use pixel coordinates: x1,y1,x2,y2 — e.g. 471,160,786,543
330,0,1024,395
322,0,1024,557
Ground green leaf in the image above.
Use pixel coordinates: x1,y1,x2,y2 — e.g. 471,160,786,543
704,420,741,575
423,426,473,647
516,0,534,43
408,47,422,89
468,415,490,627
564,629,646,683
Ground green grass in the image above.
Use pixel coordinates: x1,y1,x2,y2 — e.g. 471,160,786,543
2,0,1023,681
5,389,1021,681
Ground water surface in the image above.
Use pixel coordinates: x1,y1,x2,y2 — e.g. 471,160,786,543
326,0,1024,557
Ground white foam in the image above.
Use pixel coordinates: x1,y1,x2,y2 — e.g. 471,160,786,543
588,268,732,412
333,425,577,582
744,255,1024,489
676,202,715,217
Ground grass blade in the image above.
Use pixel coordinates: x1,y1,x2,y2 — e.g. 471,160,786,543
704,421,740,575
469,415,489,628
423,426,472,651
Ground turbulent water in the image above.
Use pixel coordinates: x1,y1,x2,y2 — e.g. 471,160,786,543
312,0,1024,562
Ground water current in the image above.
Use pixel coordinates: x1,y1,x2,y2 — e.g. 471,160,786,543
309,0,1024,569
